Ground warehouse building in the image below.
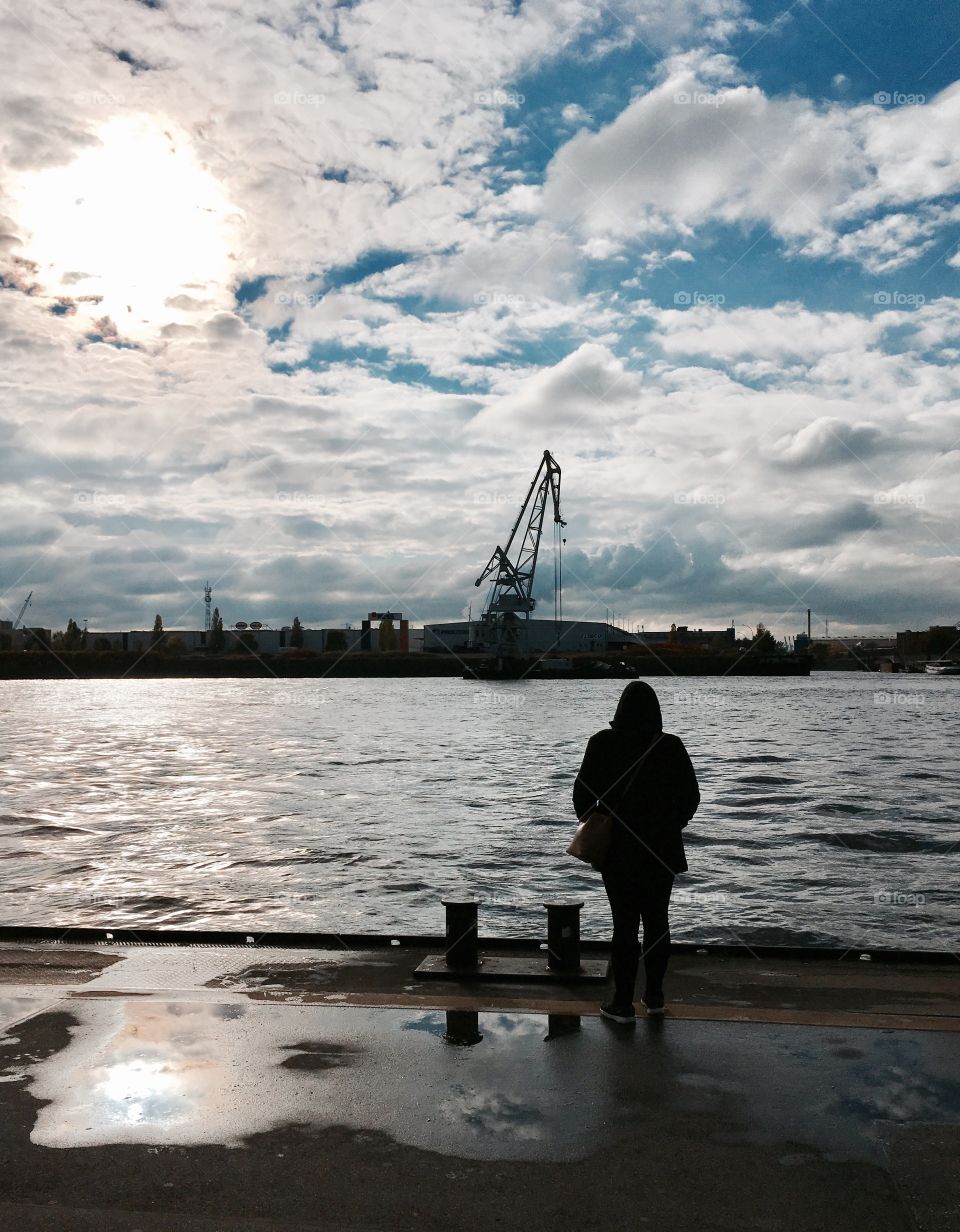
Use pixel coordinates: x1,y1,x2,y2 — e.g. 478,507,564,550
423,618,640,654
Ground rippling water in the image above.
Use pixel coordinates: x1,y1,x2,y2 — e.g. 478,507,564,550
0,674,957,949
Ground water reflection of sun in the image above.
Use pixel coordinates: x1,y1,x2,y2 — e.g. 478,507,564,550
100,1057,178,1125
10,116,240,336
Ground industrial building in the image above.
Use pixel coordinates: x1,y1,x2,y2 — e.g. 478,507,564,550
423,620,736,655
3,612,726,659
67,612,423,656
423,618,639,655
896,626,959,661
0,621,52,651
795,634,898,656
636,625,736,650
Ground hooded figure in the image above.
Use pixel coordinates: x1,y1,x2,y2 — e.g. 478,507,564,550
573,681,700,1022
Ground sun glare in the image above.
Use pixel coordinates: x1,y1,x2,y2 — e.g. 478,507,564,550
12,116,239,336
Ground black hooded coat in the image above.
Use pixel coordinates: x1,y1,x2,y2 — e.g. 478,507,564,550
572,681,700,875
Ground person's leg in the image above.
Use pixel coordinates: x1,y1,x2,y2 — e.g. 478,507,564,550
637,865,675,1001
602,869,642,1007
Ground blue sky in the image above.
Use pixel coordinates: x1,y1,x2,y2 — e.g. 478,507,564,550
1,0,959,639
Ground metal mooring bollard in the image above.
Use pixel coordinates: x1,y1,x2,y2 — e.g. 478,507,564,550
545,1013,582,1041
443,1010,483,1046
544,900,584,973
441,897,480,969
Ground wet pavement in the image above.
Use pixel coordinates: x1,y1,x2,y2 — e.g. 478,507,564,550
0,941,957,1230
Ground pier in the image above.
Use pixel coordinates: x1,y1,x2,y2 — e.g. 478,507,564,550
0,931,957,1230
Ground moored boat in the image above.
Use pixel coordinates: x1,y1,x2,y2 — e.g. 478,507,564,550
924,659,960,675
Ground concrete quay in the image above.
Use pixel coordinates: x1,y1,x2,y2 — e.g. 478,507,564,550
0,936,957,1231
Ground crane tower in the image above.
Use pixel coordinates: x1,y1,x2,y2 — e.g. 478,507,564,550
474,450,566,667
203,582,212,633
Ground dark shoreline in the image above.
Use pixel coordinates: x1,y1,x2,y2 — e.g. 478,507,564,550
0,650,814,679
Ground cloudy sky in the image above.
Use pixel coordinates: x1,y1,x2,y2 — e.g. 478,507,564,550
2,0,959,638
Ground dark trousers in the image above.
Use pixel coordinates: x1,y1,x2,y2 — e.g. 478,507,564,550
602,862,675,1004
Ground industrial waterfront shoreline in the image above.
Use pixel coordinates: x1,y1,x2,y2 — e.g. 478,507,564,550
0,649,814,678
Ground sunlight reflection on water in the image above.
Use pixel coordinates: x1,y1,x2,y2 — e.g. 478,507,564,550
0,674,957,948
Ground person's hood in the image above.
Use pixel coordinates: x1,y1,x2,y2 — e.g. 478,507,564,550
609,680,663,735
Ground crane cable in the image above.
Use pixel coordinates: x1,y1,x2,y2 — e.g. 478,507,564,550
554,523,558,627
553,519,563,629
554,522,564,630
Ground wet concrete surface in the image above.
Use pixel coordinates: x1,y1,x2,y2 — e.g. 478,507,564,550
202,944,960,1025
0,941,957,1230
0,947,120,985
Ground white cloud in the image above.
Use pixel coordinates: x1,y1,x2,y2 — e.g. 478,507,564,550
540,54,960,271
467,341,643,436
0,1,958,635
561,103,591,125
0,0,635,334
649,301,884,361
581,236,625,260
770,417,889,468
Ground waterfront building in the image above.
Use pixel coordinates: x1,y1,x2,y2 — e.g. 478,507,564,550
73,622,422,654
423,618,639,654
636,625,736,650
801,635,898,656
897,626,960,662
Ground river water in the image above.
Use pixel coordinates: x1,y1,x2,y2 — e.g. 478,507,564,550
0,674,957,950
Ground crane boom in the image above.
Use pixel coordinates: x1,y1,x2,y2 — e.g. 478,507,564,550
12,591,32,630
474,450,565,663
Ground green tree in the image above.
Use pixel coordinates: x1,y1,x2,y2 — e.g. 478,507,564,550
208,607,225,654
290,616,304,649
325,629,347,653
93,636,112,652
62,618,83,651
739,623,782,654
151,614,164,649
378,617,397,652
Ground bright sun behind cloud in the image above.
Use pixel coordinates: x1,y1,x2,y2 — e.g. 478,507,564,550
11,116,240,337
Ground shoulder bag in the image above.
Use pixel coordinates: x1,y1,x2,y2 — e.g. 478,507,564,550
566,740,657,870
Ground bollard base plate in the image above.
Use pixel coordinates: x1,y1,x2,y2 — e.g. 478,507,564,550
415,954,609,982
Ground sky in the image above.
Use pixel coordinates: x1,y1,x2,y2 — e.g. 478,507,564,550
1,0,959,639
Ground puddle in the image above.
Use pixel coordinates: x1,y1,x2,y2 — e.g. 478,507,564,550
0,991,63,1035
22,1002,601,1158
14,1001,960,1164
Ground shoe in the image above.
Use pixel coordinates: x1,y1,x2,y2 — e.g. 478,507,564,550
640,993,665,1016
600,1001,636,1024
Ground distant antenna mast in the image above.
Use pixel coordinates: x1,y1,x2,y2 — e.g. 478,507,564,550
204,582,212,632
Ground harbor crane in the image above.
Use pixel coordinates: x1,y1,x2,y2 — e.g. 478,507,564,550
11,591,32,630
474,450,566,666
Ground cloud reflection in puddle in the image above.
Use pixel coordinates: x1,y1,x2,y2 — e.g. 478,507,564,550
25,1001,599,1159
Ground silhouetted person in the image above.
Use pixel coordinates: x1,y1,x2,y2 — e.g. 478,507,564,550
573,681,700,1022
